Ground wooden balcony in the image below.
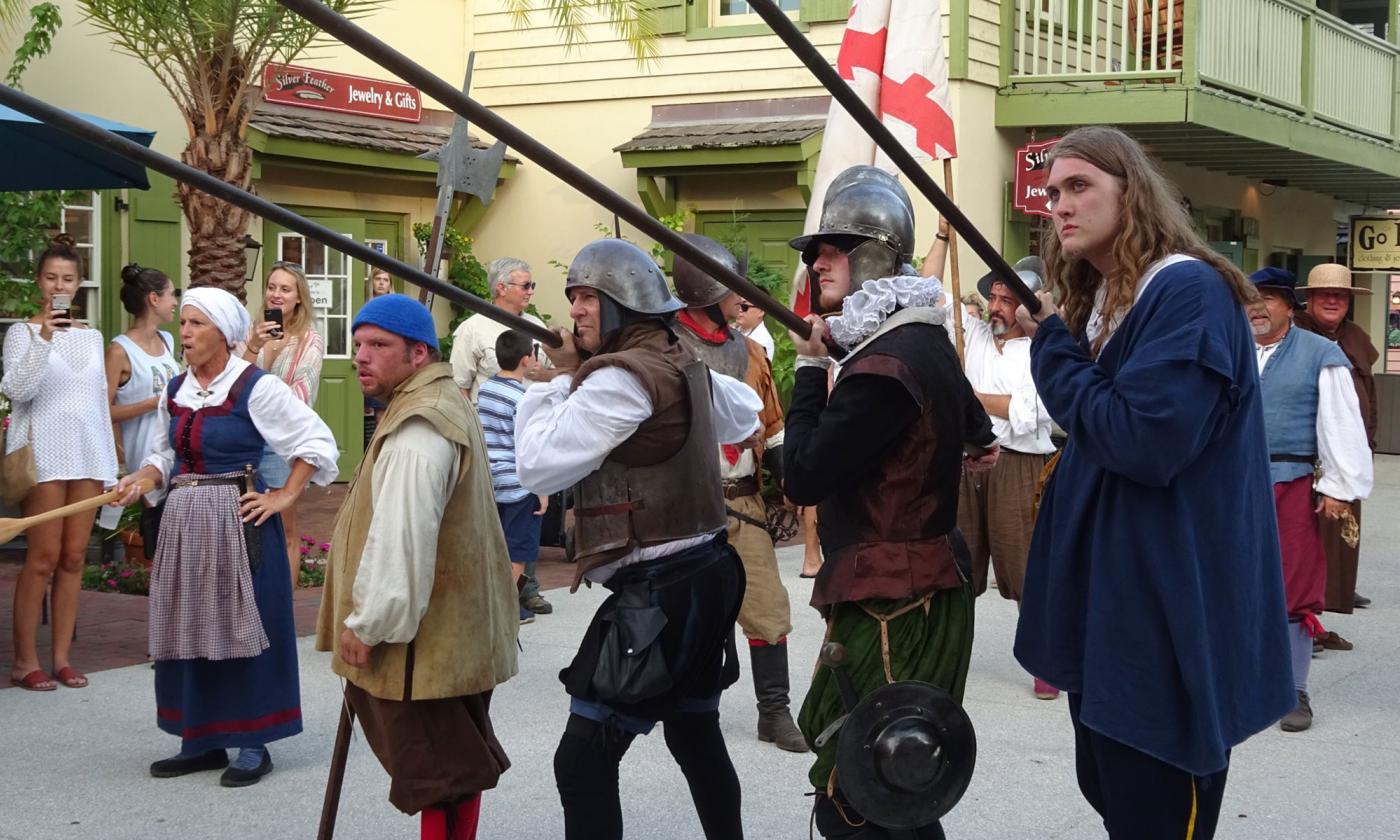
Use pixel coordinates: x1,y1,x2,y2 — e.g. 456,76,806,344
996,0,1400,206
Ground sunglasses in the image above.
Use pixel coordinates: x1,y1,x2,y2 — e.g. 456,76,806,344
737,303,755,313
507,281,537,291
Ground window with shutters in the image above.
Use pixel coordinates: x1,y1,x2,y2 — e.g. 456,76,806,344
710,0,799,28
651,0,848,40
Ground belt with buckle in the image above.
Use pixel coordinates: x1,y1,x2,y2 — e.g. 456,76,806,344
722,476,760,500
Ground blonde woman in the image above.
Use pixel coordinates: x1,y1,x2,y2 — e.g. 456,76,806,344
243,262,327,583
3,235,118,691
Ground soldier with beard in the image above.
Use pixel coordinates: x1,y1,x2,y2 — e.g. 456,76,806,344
956,261,1057,698
670,233,806,753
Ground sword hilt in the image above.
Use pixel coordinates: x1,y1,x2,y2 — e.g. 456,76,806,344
820,642,861,712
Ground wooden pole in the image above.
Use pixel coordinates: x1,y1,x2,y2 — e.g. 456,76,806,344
0,479,153,544
317,696,356,840
943,158,965,361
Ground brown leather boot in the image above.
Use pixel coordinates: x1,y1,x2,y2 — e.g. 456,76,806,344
1318,631,1353,651
1280,690,1313,732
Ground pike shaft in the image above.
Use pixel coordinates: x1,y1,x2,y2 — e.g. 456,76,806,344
274,0,818,339
0,84,561,347
746,0,1042,313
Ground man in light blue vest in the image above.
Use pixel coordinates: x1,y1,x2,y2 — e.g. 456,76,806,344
1248,268,1372,732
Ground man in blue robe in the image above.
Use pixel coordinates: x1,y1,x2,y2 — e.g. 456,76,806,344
1011,126,1294,840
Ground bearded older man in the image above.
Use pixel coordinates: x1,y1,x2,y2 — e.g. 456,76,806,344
1294,263,1380,618
1248,268,1371,732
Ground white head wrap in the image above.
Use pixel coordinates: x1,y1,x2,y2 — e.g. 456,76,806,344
181,287,251,348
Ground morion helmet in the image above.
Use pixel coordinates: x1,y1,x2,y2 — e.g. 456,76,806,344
565,238,683,338
976,255,1046,302
790,166,916,312
671,233,748,309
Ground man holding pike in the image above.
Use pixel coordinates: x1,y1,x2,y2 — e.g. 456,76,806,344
515,238,763,840
782,166,997,839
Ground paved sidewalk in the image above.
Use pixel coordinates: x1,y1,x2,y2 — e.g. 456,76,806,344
0,457,1396,839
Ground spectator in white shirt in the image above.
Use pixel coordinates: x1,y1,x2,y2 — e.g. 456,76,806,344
449,257,547,402
957,268,1058,700
3,235,117,692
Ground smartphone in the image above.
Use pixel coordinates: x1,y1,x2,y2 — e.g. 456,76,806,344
52,293,72,314
264,308,284,339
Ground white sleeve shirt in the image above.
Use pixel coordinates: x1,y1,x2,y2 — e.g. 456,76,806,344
515,366,762,495
142,356,339,502
1315,364,1373,502
960,308,1054,454
344,417,460,647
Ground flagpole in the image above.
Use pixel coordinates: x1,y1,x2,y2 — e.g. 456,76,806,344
943,158,965,361
747,0,1039,315
271,0,820,347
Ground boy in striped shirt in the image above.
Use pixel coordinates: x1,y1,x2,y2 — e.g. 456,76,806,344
478,330,550,623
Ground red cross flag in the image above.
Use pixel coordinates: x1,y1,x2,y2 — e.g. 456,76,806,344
791,0,956,316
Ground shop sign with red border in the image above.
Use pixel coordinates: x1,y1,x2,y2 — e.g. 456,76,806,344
262,63,422,123
1013,137,1061,218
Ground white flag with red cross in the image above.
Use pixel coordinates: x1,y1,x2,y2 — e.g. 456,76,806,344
790,0,956,316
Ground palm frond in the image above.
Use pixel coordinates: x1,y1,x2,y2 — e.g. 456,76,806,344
0,0,27,35
510,0,660,65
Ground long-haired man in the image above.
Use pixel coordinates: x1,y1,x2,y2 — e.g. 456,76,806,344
1013,126,1294,839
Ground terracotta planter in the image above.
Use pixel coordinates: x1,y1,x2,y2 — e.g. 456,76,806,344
119,529,149,568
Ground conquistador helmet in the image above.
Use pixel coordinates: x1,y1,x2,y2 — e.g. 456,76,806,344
565,238,683,337
789,166,916,312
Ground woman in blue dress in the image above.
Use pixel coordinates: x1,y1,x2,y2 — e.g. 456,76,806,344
112,287,339,787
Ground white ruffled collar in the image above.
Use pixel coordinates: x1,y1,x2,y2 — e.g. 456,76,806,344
826,275,946,349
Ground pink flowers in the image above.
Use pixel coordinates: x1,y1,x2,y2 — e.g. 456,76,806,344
320,542,331,552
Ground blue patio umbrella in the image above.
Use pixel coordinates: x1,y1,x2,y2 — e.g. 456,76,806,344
0,103,155,191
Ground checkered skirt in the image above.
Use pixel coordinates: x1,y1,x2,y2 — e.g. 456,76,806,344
148,471,270,661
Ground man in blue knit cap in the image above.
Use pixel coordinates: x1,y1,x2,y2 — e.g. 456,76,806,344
317,294,519,840
1248,268,1371,732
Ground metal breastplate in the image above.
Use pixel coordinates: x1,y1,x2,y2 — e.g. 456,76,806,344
572,359,726,565
677,327,750,382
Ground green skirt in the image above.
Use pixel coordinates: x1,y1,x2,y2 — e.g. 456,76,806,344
797,584,975,789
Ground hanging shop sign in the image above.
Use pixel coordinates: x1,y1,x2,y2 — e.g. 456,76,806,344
1013,137,1061,218
262,63,422,123
1349,215,1400,272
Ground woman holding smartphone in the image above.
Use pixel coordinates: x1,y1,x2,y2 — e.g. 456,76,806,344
2,235,118,691
243,262,326,584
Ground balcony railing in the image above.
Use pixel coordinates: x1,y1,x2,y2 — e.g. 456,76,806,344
1002,0,1400,141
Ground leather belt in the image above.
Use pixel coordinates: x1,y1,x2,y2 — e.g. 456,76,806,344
173,476,244,489
722,476,760,500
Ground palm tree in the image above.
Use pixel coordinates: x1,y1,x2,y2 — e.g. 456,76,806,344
507,0,659,63
78,0,375,296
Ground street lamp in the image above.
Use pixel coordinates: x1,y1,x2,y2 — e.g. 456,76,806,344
243,235,263,284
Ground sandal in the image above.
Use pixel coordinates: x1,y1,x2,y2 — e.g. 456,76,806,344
53,666,88,689
10,669,57,691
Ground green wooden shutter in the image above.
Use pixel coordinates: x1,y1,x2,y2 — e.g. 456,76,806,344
800,0,850,24
649,0,688,34
129,173,182,279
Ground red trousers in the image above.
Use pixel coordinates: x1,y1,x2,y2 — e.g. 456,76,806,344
1274,476,1326,620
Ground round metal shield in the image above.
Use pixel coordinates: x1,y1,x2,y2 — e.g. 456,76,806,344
834,680,977,829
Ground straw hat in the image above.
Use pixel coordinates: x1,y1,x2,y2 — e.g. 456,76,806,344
1300,263,1372,295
